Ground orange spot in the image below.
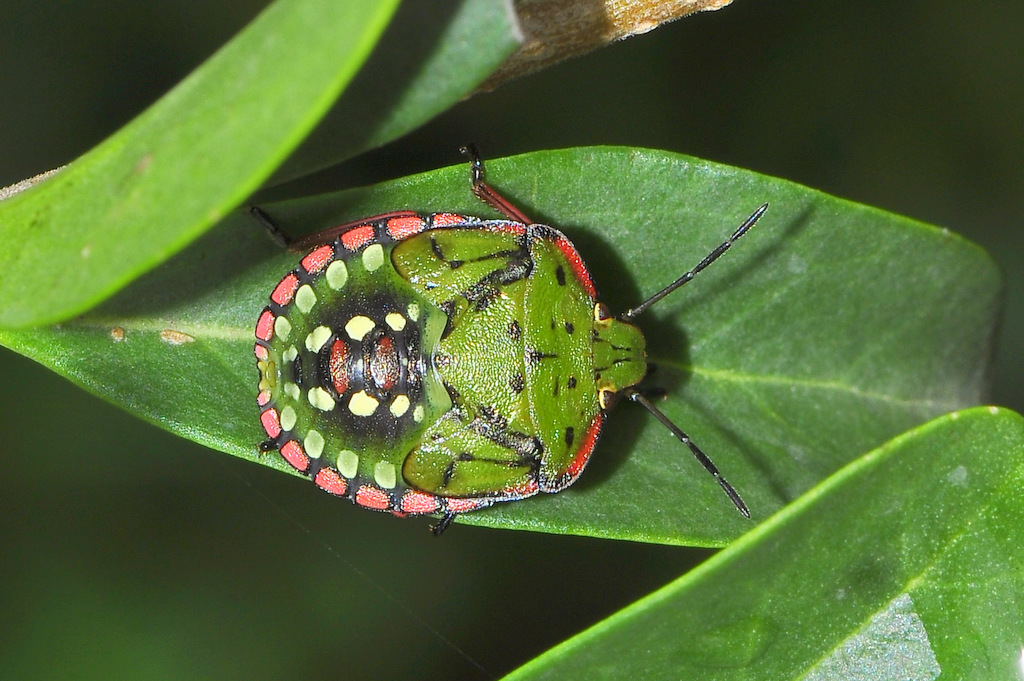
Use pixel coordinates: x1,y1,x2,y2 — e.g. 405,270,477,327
329,339,350,395
260,408,281,438
358,483,393,509
255,309,275,341
552,234,596,298
566,412,604,480
270,273,300,305
490,220,527,237
257,390,271,407
301,245,334,274
355,485,391,510
401,491,440,514
446,497,487,513
280,440,309,472
507,479,540,498
369,337,398,391
341,225,375,251
253,343,268,361
314,468,348,496
386,215,426,240
430,212,469,227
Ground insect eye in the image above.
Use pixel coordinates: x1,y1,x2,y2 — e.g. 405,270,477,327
598,387,618,410
593,303,612,324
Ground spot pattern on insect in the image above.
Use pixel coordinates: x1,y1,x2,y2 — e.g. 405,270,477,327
254,146,766,533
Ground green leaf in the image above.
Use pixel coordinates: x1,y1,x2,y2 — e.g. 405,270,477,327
0,147,1001,545
501,407,1024,681
0,0,520,330
270,0,521,183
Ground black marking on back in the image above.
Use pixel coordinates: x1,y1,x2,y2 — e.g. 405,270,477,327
439,300,457,339
555,265,566,286
458,241,534,309
527,349,558,364
470,405,543,463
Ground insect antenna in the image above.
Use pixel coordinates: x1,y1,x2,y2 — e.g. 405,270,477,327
620,203,768,321
625,389,750,517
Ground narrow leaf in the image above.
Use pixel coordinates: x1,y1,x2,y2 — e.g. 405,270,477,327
502,407,1024,681
0,0,401,328
0,148,1001,545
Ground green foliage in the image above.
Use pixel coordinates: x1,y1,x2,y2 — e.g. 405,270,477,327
0,0,517,329
506,407,1024,680
0,147,1001,546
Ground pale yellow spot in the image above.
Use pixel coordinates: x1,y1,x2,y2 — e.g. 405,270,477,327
385,312,407,331
338,450,359,478
274,315,292,340
160,329,195,345
413,405,425,423
282,345,298,362
362,243,385,272
304,430,325,459
326,260,348,290
308,386,336,412
374,462,397,489
305,325,332,353
349,390,379,417
279,406,297,431
345,315,375,341
407,303,420,322
284,382,300,401
390,394,411,418
295,284,317,314
258,360,278,391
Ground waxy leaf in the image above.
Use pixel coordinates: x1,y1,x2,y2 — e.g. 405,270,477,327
0,0,521,329
0,147,1000,545
502,407,1024,680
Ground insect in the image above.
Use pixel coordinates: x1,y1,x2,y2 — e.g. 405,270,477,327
254,145,767,534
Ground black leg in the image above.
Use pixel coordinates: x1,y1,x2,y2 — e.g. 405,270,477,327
249,205,291,248
431,511,456,536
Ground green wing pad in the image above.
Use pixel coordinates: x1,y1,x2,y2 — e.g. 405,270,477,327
402,409,540,498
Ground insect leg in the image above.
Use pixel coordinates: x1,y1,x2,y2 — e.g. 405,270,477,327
460,144,533,224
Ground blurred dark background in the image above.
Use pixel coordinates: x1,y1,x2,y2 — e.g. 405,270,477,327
1,1,1021,679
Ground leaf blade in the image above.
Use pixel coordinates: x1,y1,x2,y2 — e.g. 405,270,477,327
0,0,402,328
0,147,1002,545
502,407,1024,680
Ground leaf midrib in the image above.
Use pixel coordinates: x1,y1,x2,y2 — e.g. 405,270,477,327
671,363,964,414
52,314,965,417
